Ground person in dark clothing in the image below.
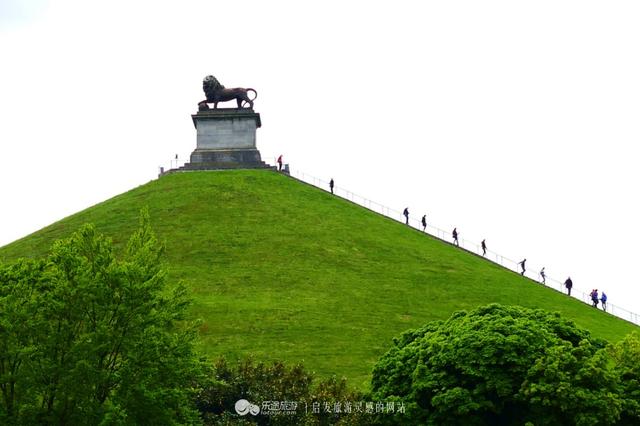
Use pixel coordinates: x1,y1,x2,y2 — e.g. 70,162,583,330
481,239,487,256
277,155,283,171
601,292,607,311
452,228,459,246
329,178,334,194
421,215,427,232
518,259,526,275
591,289,599,308
564,277,573,296
403,208,409,225
540,267,546,284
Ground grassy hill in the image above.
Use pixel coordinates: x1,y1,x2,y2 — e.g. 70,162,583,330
1,170,636,389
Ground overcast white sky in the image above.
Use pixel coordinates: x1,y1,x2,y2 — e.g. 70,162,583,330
1,1,639,317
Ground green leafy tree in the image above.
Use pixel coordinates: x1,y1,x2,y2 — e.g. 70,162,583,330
0,258,46,424
520,340,621,426
608,333,640,425
371,304,623,426
0,210,202,425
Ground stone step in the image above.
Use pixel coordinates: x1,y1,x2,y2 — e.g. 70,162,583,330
174,161,275,172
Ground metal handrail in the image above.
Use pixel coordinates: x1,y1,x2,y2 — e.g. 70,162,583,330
286,167,640,326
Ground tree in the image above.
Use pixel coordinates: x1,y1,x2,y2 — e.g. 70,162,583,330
371,304,623,426
608,333,640,425
0,211,202,425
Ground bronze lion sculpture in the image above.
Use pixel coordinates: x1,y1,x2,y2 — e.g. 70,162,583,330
198,75,257,110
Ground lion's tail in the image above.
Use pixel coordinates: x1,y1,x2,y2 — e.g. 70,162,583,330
247,88,258,101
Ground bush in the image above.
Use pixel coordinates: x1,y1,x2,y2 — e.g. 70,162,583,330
196,358,368,425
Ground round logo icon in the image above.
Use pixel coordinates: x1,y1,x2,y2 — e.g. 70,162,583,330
235,399,250,415
249,403,260,415
235,399,260,416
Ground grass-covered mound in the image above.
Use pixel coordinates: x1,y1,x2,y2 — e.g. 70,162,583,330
1,170,636,388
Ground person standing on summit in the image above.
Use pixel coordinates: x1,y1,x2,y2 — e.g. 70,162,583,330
452,228,459,246
481,239,487,256
403,208,409,225
277,154,283,171
421,215,427,232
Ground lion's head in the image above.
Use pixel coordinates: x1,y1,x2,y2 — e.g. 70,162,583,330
203,75,225,102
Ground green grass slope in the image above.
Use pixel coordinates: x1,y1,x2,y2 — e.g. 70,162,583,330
1,170,636,388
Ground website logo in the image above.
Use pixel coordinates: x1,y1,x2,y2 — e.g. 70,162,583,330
235,399,260,416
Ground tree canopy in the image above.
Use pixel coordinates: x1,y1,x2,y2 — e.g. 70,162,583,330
371,304,637,426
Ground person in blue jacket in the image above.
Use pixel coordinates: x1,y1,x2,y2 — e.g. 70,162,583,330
600,292,608,311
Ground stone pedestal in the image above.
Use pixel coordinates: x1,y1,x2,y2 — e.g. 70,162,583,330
181,108,272,170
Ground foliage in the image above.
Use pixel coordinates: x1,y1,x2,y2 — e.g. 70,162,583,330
0,210,202,425
608,333,640,425
196,358,368,425
371,304,630,426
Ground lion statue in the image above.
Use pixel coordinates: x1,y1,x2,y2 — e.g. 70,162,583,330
198,75,257,110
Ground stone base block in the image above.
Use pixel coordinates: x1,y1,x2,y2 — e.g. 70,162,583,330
190,148,263,164
192,109,261,150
